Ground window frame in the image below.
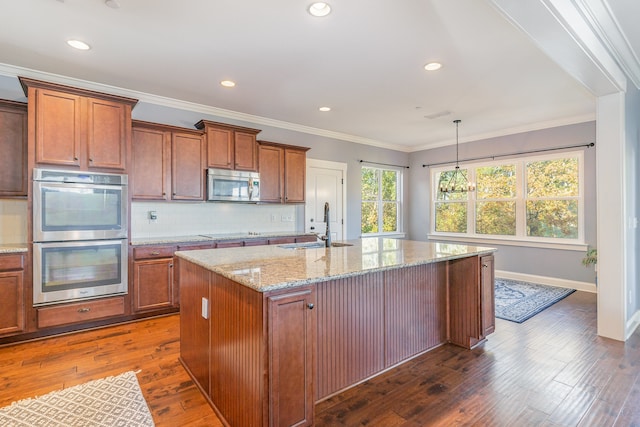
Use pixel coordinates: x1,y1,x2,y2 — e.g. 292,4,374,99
429,150,585,249
360,165,404,237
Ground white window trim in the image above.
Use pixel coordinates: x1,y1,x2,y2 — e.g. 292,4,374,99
361,165,404,237
429,150,585,248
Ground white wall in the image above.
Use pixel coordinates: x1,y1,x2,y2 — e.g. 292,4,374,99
131,201,300,239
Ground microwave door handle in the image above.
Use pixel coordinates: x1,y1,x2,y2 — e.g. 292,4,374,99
248,179,253,199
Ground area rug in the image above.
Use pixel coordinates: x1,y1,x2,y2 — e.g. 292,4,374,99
0,371,154,427
495,278,576,323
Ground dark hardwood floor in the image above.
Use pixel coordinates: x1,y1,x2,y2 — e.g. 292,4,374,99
1,291,638,426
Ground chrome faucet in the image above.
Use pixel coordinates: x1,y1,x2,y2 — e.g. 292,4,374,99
317,202,331,247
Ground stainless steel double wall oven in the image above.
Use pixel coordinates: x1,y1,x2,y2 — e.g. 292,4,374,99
32,168,128,306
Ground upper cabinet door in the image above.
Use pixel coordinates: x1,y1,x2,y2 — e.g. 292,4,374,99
258,144,284,203
234,131,258,171
0,100,27,197
131,126,170,200
172,131,206,200
284,148,307,203
34,88,82,167
206,127,233,169
86,98,128,170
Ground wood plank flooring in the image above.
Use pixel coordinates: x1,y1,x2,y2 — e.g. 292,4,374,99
1,291,638,426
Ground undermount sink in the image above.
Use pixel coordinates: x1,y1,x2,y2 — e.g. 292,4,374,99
278,242,354,250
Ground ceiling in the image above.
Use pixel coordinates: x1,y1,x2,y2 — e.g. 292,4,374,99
0,0,636,152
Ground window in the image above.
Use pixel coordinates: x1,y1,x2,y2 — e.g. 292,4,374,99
361,166,402,235
431,151,583,245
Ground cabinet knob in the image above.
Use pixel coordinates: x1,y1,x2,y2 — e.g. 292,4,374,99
169,264,174,268
307,303,314,310
482,264,488,268
89,158,93,162
74,157,78,161
77,307,91,313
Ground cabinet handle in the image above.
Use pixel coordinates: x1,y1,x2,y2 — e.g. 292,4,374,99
150,251,160,255
307,303,314,310
77,307,91,313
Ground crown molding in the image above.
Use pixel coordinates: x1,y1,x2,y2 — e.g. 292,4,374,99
0,62,411,153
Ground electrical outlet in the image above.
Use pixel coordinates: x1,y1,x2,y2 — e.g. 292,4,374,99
148,210,158,223
281,214,294,222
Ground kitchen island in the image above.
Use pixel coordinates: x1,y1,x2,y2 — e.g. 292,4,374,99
176,238,496,427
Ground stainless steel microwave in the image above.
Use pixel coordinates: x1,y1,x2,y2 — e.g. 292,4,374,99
207,168,260,202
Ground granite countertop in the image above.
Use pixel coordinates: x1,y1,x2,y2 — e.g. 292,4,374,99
131,232,315,246
175,238,496,292
0,244,28,254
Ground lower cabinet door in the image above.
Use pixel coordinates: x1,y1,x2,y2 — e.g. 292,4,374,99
268,287,315,427
480,255,495,338
133,258,174,312
0,270,24,335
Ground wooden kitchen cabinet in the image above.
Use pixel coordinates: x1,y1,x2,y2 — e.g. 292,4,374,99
447,255,495,349
0,253,25,336
268,288,315,427
132,245,176,312
195,120,261,171
258,141,310,203
0,100,27,197
19,77,137,171
131,121,206,201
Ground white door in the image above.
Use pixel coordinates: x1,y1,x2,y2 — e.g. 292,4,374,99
306,159,346,241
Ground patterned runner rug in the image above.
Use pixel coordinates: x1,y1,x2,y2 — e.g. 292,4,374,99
0,371,154,427
495,278,576,323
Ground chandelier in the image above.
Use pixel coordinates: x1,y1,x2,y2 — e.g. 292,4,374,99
438,119,474,194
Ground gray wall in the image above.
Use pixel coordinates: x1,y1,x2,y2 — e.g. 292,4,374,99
408,121,597,284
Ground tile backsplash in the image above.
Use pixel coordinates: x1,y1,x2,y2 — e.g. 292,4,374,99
0,199,28,244
131,201,303,239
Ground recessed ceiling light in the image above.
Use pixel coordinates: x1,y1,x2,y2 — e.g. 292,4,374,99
67,40,91,50
220,80,236,88
308,2,331,17
319,106,331,112
105,0,120,9
424,62,442,71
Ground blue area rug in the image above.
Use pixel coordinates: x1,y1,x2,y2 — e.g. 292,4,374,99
495,278,576,323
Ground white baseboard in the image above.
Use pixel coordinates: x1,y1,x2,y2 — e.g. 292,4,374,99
495,270,597,293
626,310,640,340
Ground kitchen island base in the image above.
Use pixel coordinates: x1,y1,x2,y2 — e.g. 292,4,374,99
178,246,494,427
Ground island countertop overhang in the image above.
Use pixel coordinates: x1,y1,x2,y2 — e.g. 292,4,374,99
175,238,497,292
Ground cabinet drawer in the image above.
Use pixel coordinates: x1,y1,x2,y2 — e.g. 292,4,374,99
176,243,214,251
268,237,296,245
133,246,175,260
243,239,268,247
37,296,125,329
0,254,25,271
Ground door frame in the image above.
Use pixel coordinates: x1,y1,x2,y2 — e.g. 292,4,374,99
306,158,348,240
